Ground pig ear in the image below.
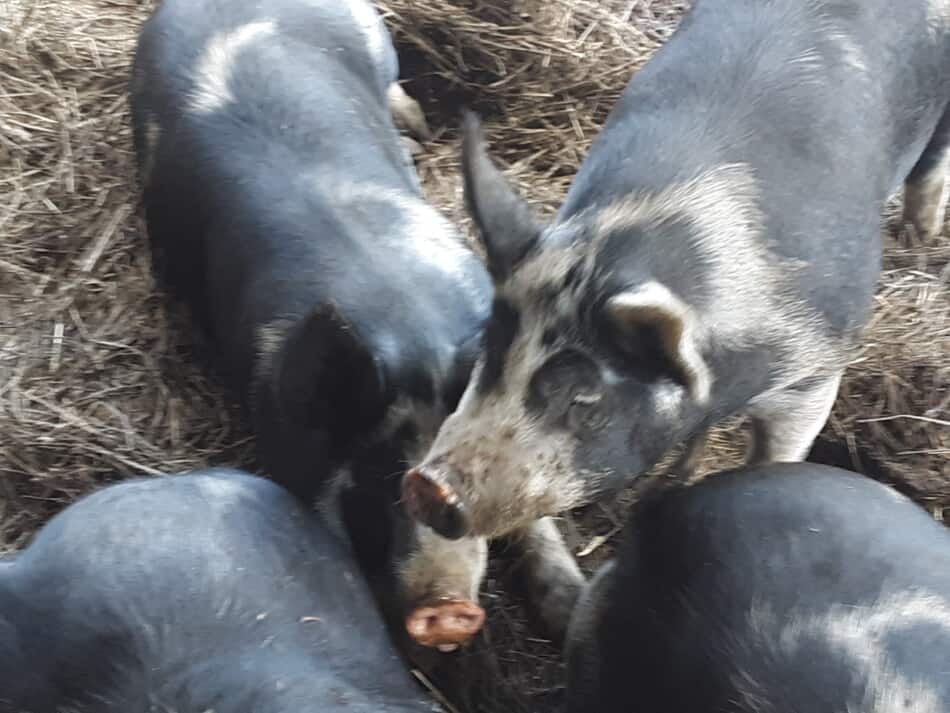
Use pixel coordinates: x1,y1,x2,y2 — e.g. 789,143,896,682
605,282,712,404
277,305,387,437
461,111,542,281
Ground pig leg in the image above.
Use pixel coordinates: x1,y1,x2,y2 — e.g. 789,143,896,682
507,517,586,644
387,82,431,142
903,110,950,243
747,372,842,464
565,561,615,713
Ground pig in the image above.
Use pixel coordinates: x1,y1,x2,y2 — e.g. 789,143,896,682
129,0,494,651
565,462,950,713
404,0,950,624
0,468,443,713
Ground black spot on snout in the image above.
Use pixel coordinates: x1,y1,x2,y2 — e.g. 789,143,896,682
478,297,520,393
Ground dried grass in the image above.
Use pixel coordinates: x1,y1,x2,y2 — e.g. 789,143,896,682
0,0,947,710
0,0,256,550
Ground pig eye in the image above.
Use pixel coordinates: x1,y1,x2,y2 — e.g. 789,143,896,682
528,348,602,416
571,392,602,407
567,391,604,430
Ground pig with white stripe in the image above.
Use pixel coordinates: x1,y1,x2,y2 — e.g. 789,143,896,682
404,0,950,633
565,463,950,713
130,0,493,652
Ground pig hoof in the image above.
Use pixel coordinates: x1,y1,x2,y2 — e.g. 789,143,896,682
387,83,432,142
401,135,424,158
405,599,485,650
898,222,920,248
535,579,584,642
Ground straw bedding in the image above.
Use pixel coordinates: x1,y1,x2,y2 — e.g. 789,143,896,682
0,0,947,710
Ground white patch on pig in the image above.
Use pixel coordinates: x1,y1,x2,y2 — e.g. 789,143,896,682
904,145,950,240
767,592,950,713
607,281,712,404
252,317,294,414
589,163,830,393
399,523,488,604
137,114,162,183
345,0,389,69
786,45,824,75
188,20,276,114
651,380,685,420
194,473,251,509
926,0,950,39
747,371,841,463
826,29,868,73
317,178,484,313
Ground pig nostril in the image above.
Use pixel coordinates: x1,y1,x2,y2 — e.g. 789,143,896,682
402,468,471,540
405,600,486,650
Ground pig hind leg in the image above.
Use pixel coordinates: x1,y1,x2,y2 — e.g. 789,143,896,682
903,107,950,243
747,372,842,464
387,82,431,142
506,517,586,644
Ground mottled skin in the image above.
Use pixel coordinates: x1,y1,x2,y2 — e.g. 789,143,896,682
404,0,950,627
403,0,950,612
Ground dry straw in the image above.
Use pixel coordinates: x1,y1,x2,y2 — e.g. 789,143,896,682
0,0,947,710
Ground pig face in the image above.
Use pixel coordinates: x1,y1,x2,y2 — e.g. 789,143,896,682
402,115,713,540
268,308,491,650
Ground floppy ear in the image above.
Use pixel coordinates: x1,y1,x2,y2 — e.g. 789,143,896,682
461,111,542,281
605,282,712,403
276,305,387,439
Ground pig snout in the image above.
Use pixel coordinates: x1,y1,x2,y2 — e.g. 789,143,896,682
402,466,470,540
405,598,486,651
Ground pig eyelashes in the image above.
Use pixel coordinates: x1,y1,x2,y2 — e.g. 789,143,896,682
567,392,607,431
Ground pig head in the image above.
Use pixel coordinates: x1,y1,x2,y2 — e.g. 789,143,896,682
402,116,735,540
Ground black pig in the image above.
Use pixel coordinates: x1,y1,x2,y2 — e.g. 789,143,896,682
130,0,493,651
566,463,950,713
0,469,441,712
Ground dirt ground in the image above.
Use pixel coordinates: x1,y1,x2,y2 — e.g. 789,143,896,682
1,1,948,712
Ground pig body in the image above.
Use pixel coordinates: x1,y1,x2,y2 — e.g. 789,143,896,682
130,0,493,650
566,463,950,713
0,469,439,713
405,0,950,622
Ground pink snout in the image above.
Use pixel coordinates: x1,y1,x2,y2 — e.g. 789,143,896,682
405,598,486,652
